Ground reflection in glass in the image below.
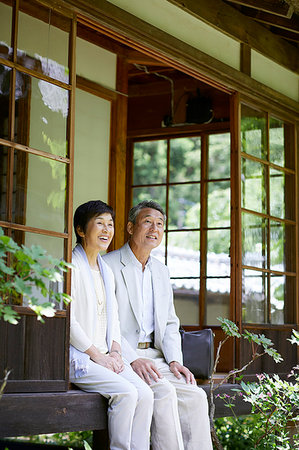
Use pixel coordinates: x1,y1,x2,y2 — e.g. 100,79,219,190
0,64,11,140
206,278,230,325
242,269,266,323
11,230,66,309
168,184,200,230
169,137,200,182
270,169,295,221
167,231,200,277
18,1,69,83
241,104,267,159
0,145,8,221
13,150,66,232
132,186,166,212
207,229,230,277
270,168,284,219
208,133,230,179
270,221,295,273
0,1,12,60
242,213,267,269
133,140,167,185
172,278,199,325
270,274,285,325
269,117,284,167
208,180,230,227
15,72,68,157
241,158,266,213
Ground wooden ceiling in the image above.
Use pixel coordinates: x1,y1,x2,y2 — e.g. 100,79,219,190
224,0,299,45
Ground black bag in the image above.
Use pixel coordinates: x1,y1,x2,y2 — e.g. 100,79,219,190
179,328,214,379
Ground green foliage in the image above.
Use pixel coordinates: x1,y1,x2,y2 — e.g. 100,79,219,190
214,415,262,449
239,373,299,449
0,227,72,324
217,317,241,338
8,431,93,448
215,324,299,449
218,317,282,364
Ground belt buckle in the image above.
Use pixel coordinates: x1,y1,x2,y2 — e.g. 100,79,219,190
138,342,150,349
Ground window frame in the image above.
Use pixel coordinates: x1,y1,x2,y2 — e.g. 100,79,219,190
127,121,232,329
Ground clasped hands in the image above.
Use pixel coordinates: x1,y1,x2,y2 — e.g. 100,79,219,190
131,358,196,385
87,344,124,373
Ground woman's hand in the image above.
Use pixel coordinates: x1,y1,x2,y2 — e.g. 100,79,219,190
85,344,123,373
95,353,123,373
109,351,124,373
109,342,124,373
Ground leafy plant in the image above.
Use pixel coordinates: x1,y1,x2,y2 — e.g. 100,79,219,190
209,317,282,449
211,323,299,450
0,227,72,324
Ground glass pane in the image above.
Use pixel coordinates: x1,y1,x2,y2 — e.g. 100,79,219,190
15,72,68,157
206,278,230,325
270,221,295,273
207,180,230,227
0,1,12,60
241,158,266,214
208,133,230,179
207,229,230,277
132,186,166,213
0,64,11,140
242,213,267,269
242,269,266,323
168,184,200,230
269,117,284,167
133,140,167,185
270,168,284,219
270,168,295,221
169,137,201,183
151,234,166,264
11,230,66,309
270,274,285,325
13,150,66,232
0,145,8,221
241,104,267,160
172,278,199,326
167,231,200,277
18,1,70,83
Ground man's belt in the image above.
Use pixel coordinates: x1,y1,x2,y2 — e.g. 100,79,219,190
137,342,154,349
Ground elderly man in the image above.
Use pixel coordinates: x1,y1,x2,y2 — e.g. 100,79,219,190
103,200,212,450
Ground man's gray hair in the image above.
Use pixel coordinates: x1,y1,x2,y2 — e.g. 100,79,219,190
128,200,166,224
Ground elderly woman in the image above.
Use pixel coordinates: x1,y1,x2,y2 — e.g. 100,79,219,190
69,200,153,450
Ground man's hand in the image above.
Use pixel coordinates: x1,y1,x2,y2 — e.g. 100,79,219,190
169,361,196,384
131,358,163,385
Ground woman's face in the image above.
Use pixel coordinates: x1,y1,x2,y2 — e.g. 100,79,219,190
81,213,114,252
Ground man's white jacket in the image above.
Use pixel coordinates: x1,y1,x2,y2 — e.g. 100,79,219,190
103,243,183,365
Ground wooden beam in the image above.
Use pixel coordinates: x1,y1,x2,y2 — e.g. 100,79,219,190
108,55,128,249
240,43,251,76
166,0,299,72
271,26,299,42
225,0,294,18
53,0,299,116
243,7,299,32
126,49,168,66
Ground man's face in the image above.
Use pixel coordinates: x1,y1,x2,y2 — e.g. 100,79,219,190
128,208,164,252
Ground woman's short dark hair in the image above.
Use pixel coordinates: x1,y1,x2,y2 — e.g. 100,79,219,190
74,200,115,244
